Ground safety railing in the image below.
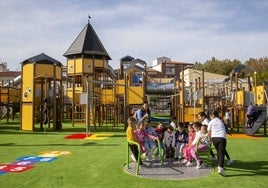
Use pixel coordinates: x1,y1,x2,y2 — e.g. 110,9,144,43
127,139,141,175
126,139,163,175
156,139,164,166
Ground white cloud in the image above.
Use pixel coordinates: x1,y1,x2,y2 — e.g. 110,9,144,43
0,0,267,71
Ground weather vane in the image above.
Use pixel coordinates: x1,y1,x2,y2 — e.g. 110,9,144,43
88,15,91,23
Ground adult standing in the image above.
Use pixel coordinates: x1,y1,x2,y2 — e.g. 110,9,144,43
208,110,227,176
136,101,151,123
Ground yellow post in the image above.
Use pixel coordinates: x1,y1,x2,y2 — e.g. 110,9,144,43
21,63,34,131
254,72,257,104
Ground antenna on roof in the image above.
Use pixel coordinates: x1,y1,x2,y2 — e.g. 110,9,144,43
88,15,91,23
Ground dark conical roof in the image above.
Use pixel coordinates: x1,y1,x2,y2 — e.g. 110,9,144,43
21,53,62,67
63,22,111,60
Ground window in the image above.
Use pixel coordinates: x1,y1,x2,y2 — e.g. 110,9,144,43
166,67,175,75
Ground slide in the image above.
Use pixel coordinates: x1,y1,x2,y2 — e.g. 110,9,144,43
244,106,267,136
4,75,21,86
146,83,174,95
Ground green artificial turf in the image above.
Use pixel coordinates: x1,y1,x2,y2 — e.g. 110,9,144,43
0,120,268,188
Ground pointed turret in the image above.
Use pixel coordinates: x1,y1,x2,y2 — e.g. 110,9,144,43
63,17,111,60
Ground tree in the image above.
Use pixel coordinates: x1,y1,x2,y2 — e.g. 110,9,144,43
193,57,242,76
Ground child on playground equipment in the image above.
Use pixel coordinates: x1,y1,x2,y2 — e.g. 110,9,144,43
163,125,176,159
144,121,158,161
184,122,203,167
134,122,158,161
189,124,210,169
170,116,177,129
175,122,188,160
154,122,166,160
126,116,141,164
182,122,196,163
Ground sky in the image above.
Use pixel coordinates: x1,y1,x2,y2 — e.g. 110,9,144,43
1,0,268,71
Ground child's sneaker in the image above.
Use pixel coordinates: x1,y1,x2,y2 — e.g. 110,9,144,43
218,167,226,176
226,159,233,166
142,153,147,159
186,161,193,167
181,159,188,164
196,161,204,169
131,154,136,162
146,157,152,161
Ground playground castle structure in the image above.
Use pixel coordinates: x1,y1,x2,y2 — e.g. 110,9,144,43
0,18,267,135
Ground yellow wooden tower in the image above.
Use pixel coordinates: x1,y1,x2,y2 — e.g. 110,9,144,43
63,17,114,128
20,53,63,131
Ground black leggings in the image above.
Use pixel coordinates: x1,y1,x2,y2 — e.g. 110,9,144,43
211,148,230,160
129,144,139,161
212,137,226,168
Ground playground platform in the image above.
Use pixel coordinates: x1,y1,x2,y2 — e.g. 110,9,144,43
123,159,213,180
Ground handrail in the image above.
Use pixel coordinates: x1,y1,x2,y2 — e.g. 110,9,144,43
126,139,163,175
157,139,163,165
127,139,141,175
195,137,211,164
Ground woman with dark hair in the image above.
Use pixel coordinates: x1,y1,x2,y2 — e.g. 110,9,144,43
136,101,151,123
208,110,227,176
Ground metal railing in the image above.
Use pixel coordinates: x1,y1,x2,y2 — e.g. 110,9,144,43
126,139,163,175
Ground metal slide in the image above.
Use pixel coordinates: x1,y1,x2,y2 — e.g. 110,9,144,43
4,75,21,86
146,83,175,95
244,106,267,136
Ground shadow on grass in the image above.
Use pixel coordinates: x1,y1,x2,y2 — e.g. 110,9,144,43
226,160,268,177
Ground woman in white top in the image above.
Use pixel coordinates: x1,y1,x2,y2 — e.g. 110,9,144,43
208,110,227,176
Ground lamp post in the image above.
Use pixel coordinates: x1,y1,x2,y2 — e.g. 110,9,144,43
86,75,91,136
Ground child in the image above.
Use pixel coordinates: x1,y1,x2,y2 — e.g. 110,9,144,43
134,122,158,160
184,122,202,167
224,108,231,129
126,116,141,164
175,122,188,160
144,121,158,161
170,117,177,129
163,125,176,159
154,122,166,159
190,124,210,168
182,122,195,163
